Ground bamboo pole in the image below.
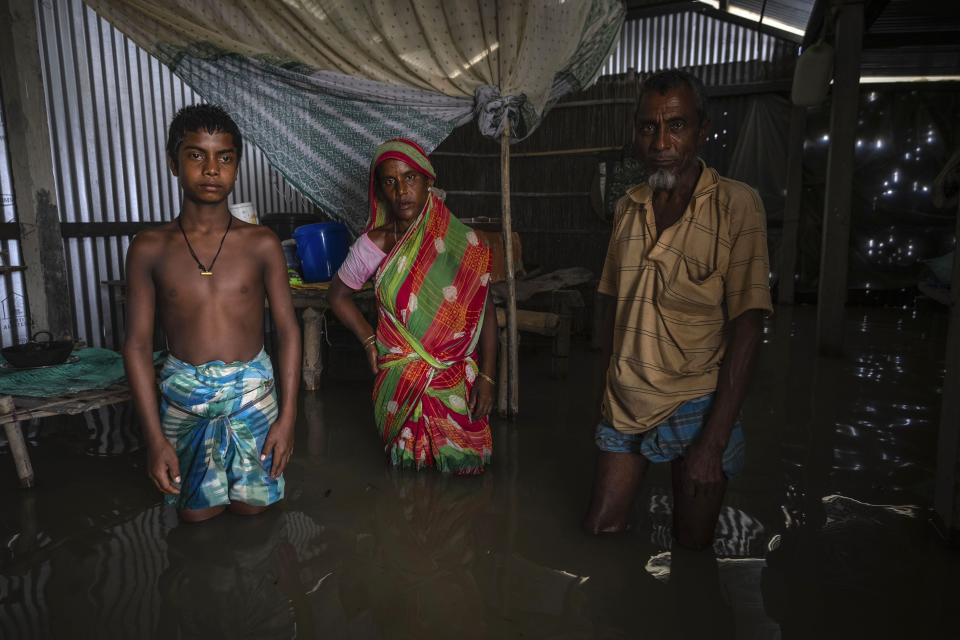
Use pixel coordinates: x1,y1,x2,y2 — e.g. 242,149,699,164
0,396,34,488
501,122,520,417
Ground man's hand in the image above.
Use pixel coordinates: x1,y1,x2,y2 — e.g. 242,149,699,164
147,438,181,495
681,437,726,498
365,343,379,375
261,417,295,478
469,377,495,419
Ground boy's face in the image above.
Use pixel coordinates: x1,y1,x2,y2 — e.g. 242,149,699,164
168,130,239,204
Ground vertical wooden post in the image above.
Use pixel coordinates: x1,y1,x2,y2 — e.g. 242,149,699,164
498,326,508,416
934,195,960,540
1,396,34,488
301,307,323,391
815,1,864,356
0,0,72,339
501,123,519,416
777,105,807,305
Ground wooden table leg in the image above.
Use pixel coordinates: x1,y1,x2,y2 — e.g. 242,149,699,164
1,397,34,488
498,327,509,417
551,292,574,379
302,307,324,391
552,313,571,378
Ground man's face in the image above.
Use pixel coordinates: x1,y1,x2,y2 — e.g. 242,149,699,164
633,85,709,191
168,130,239,204
376,158,434,223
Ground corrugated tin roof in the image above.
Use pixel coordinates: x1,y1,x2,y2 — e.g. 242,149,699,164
601,9,798,86
626,0,815,38
728,0,815,35
861,0,960,78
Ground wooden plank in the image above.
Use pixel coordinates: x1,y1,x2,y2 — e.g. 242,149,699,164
815,1,864,356
60,222,164,238
433,145,624,158
495,307,560,335
446,190,590,198
0,386,131,424
490,267,594,304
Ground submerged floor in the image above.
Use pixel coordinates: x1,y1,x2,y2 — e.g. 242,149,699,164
1,303,959,639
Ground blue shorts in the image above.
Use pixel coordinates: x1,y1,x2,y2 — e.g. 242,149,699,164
595,394,745,477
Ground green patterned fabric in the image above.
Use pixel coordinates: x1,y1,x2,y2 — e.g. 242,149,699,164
0,348,159,398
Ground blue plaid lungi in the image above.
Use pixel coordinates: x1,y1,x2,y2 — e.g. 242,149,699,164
595,393,745,477
159,349,284,510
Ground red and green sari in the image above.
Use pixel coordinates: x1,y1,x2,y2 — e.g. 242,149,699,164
369,139,493,474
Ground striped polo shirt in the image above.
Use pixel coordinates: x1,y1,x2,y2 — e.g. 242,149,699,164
598,162,772,434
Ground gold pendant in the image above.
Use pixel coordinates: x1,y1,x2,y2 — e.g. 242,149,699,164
200,270,213,276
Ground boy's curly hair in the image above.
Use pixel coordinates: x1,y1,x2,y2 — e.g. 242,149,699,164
166,104,243,164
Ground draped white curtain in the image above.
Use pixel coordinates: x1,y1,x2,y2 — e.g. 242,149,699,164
86,0,625,228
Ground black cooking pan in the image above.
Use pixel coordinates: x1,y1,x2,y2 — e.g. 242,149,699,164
1,331,74,368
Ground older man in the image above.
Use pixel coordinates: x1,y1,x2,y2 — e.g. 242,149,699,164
584,70,772,548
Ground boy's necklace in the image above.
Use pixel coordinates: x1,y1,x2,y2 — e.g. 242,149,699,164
177,214,232,276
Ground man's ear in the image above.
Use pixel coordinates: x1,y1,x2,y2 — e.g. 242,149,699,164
167,154,179,177
427,177,435,190
698,118,712,146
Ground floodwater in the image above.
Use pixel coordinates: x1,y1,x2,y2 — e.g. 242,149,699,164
1,303,959,639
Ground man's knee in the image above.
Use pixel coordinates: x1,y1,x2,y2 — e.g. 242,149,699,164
178,505,227,523
582,516,631,536
227,501,271,516
583,451,648,535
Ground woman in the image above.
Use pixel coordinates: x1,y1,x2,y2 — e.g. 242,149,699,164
328,139,496,474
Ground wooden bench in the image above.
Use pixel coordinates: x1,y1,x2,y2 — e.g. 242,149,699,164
1,387,133,487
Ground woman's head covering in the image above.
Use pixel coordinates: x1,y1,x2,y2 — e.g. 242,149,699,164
366,138,436,232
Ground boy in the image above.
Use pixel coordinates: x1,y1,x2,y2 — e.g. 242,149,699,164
122,104,301,523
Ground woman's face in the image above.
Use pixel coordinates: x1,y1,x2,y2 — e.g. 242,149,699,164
376,159,434,223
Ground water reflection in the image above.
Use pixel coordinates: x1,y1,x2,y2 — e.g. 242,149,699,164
157,510,301,638
0,304,957,638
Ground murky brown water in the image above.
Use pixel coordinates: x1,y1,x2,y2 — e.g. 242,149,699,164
2,304,959,639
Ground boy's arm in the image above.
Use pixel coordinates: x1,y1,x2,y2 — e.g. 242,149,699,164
261,231,301,478
121,233,180,496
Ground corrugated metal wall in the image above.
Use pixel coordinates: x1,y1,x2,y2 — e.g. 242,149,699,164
34,0,313,349
601,10,798,80
0,83,29,347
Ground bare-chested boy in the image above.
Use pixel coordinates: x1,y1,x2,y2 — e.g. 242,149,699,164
122,105,301,523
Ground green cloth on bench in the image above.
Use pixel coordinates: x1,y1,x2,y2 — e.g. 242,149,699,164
0,348,160,398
